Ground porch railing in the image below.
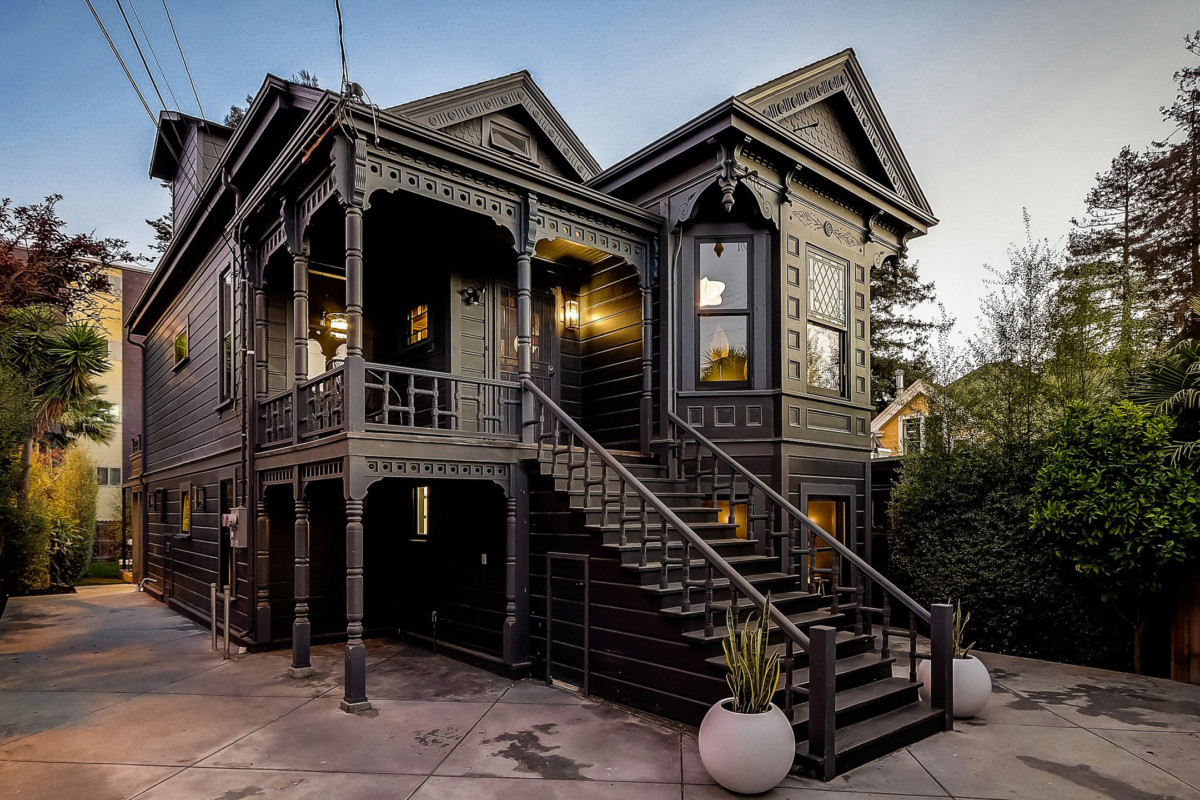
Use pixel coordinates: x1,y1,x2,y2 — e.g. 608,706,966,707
664,410,954,773
257,362,521,447
364,363,520,437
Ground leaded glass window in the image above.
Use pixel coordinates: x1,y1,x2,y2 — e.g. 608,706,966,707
806,249,848,396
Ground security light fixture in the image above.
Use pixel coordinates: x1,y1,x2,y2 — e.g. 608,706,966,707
459,285,485,306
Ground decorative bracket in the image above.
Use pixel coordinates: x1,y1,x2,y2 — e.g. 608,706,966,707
331,135,369,210
521,191,540,256
282,197,308,258
712,136,757,213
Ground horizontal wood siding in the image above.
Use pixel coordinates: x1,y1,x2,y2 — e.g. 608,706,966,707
580,262,642,449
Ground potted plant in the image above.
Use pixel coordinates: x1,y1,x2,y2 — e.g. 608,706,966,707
698,595,796,794
917,600,991,718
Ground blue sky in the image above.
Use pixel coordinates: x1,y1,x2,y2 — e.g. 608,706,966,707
2,0,1198,334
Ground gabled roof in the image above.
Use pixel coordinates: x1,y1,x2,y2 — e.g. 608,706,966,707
388,71,601,182
149,110,231,182
871,378,936,432
736,49,931,215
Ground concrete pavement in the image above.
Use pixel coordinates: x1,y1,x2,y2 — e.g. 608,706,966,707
1,585,1198,799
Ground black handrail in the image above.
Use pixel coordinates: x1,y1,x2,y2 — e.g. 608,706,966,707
524,379,812,650
667,410,931,625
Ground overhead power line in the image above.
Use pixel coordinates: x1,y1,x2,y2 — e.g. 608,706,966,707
126,0,183,112
161,0,206,119
85,0,155,124
114,0,167,112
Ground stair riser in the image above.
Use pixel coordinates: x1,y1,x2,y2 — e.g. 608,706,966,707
625,558,782,587
696,618,860,663
677,594,829,633
609,540,760,566
645,575,805,609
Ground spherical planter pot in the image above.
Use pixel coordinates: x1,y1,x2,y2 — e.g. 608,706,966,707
698,699,796,794
916,654,992,718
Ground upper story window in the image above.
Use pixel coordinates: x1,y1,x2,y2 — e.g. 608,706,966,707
172,324,189,370
219,269,235,401
806,248,848,397
697,239,750,384
900,415,925,454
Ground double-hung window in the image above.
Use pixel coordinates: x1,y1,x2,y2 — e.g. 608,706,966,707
805,249,848,397
697,239,750,384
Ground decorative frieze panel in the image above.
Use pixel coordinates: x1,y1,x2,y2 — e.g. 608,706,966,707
841,81,908,201
535,199,648,274
301,460,343,482
364,147,521,242
259,219,287,266
363,459,509,480
789,204,863,254
260,467,295,486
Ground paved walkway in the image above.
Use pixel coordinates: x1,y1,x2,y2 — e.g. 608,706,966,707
1,586,1198,799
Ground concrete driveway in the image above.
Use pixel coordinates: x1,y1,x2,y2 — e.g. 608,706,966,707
1,585,1198,799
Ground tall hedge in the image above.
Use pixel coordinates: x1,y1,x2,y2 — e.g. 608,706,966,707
889,422,1131,670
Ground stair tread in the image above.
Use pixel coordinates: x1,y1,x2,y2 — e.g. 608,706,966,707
659,587,812,617
789,677,921,725
640,571,796,595
604,537,758,552
702,631,867,668
622,554,778,573
811,702,943,758
683,608,845,642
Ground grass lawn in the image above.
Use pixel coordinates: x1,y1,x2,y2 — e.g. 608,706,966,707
76,561,127,586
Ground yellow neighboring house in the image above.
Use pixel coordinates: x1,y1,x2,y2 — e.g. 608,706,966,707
870,375,934,458
73,263,151,558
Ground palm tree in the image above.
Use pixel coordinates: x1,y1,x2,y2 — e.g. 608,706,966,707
0,306,113,504
1128,339,1200,467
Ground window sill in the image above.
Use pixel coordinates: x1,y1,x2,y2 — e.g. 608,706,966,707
171,357,190,373
214,398,234,414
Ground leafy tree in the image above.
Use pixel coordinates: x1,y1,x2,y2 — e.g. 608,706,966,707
1136,31,1200,339
870,258,942,412
967,211,1060,445
1031,401,1200,673
145,210,172,256
0,195,128,321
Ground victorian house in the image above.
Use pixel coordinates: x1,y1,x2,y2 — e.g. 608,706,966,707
125,49,955,778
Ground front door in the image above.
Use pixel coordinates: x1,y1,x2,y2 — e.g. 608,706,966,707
498,284,557,401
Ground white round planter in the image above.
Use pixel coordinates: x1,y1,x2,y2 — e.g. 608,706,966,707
916,654,992,718
698,699,796,794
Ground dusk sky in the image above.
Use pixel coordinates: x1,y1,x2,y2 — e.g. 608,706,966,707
3,0,1198,339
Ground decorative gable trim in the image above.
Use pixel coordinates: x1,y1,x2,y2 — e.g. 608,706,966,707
871,378,935,432
737,49,932,216
389,71,601,182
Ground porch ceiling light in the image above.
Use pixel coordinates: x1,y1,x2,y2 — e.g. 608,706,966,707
459,285,485,306
699,276,726,308
564,298,580,330
322,311,349,340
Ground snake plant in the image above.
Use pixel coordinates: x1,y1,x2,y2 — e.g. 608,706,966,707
952,599,975,659
722,594,781,713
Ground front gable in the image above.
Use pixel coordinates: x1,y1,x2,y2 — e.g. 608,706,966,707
737,49,931,214
389,71,601,182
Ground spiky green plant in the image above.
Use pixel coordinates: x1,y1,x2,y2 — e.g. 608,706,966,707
722,594,781,713
952,599,975,659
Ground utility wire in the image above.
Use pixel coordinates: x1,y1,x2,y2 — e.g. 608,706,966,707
335,0,349,93
86,0,156,124
114,0,168,112
161,0,206,120
127,0,183,112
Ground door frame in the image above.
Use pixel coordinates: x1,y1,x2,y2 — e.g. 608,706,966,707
545,552,589,695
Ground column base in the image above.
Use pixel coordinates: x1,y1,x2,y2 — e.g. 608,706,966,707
339,699,373,713
288,666,316,679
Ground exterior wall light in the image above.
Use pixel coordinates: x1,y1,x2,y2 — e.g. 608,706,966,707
321,311,349,340
459,285,485,306
564,298,580,331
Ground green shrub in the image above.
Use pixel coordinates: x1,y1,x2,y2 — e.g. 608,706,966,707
890,424,1130,671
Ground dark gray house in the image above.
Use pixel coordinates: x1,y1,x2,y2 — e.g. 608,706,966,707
126,49,954,778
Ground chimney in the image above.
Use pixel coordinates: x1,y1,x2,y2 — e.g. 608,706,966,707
896,369,905,393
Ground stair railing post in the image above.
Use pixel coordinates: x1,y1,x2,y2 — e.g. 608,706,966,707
930,602,954,730
783,639,795,722
808,624,838,781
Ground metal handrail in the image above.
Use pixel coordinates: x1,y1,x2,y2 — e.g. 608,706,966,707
667,410,931,625
524,379,811,650
363,362,521,389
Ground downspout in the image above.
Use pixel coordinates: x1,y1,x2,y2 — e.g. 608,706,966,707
127,330,150,591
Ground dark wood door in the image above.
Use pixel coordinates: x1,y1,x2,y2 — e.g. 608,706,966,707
498,284,557,401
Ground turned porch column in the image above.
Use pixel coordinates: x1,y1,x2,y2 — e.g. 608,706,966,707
292,249,309,384
343,204,366,432
517,250,534,441
341,494,370,711
289,486,313,677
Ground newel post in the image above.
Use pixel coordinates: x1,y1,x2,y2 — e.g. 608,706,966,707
343,202,366,433
930,603,954,729
808,624,838,780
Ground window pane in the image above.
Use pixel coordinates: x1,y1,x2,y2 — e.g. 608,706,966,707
806,323,842,392
407,304,429,345
109,467,121,485
808,251,847,325
699,316,748,382
698,241,748,310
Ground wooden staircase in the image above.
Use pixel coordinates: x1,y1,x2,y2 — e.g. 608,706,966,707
529,446,946,780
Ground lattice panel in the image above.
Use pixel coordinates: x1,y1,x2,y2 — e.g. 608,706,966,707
808,253,847,325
